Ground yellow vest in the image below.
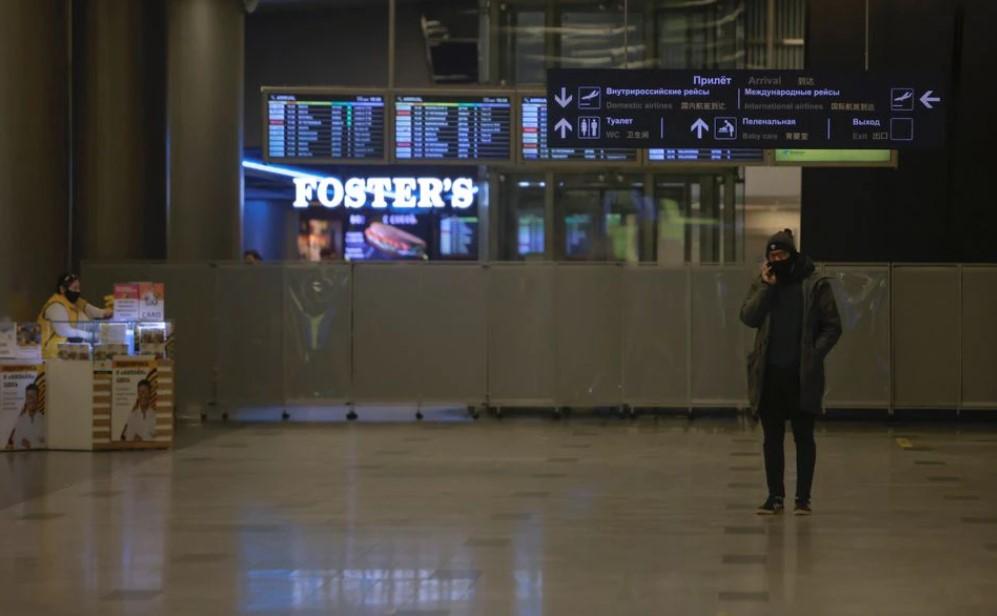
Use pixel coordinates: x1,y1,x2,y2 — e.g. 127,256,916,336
38,293,87,359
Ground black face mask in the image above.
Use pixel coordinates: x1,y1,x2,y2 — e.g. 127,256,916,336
64,290,81,304
768,254,797,282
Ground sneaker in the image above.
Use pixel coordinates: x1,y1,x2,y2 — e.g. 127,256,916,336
756,496,784,515
793,500,812,516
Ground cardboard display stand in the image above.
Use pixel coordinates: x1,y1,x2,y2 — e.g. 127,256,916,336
106,356,173,450
43,356,174,452
1,363,46,451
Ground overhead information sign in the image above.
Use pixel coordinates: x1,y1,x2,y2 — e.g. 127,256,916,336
520,96,638,162
547,69,945,149
395,94,512,161
265,91,386,162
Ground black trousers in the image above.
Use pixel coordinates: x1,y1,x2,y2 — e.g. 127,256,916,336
759,364,816,502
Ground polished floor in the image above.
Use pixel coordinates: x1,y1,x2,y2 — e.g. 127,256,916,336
2,411,997,615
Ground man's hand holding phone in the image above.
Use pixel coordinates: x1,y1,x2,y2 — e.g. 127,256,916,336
761,262,776,286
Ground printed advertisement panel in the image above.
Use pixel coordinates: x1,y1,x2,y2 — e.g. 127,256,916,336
0,323,42,360
111,356,161,447
113,284,141,321
2,364,46,451
138,283,165,322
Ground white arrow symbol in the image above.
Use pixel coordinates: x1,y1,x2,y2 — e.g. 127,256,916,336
555,118,573,139
690,118,709,139
919,90,941,109
554,87,573,108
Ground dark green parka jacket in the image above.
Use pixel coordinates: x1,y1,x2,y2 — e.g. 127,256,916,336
739,258,842,415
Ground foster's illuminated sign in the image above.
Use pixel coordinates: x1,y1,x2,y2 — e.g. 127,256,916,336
293,176,475,210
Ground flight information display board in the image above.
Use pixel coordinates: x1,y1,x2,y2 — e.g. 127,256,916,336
265,91,386,162
647,148,765,163
395,94,512,161
521,96,638,162
547,69,946,149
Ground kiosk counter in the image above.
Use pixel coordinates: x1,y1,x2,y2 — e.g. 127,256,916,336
1,320,175,453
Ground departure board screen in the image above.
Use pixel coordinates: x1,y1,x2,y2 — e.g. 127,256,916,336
521,96,638,162
647,148,765,163
395,95,512,161
266,92,386,162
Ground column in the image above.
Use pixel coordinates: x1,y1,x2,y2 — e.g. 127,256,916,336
0,0,70,320
167,0,245,260
75,0,167,262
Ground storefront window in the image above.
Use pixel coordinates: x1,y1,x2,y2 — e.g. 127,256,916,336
555,174,648,262
652,171,743,265
500,174,546,260
655,180,692,265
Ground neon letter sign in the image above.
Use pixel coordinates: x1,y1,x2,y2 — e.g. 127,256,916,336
292,176,475,210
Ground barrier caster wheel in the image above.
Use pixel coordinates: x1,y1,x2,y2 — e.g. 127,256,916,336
346,410,358,421
416,411,424,421
553,408,563,421
221,412,229,422
469,407,480,420
281,410,290,421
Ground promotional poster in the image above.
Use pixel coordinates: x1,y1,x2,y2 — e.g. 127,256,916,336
1,364,46,451
0,324,12,359
93,344,128,373
138,283,165,322
113,284,141,321
111,356,160,447
137,323,168,358
0,323,42,360
297,218,343,261
345,212,430,261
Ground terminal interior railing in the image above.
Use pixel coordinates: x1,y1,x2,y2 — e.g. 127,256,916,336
80,262,997,415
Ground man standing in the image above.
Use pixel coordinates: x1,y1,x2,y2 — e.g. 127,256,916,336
740,230,841,516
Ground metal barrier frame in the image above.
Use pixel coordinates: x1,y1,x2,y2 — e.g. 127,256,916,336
80,260,997,416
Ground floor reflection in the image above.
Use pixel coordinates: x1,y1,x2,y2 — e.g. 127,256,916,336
3,418,997,615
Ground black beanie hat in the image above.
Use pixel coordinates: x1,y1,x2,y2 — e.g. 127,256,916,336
56,272,79,292
766,229,796,257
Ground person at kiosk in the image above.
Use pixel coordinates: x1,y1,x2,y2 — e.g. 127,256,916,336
38,273,111,358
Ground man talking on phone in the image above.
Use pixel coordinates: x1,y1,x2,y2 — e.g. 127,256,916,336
740,229,841,516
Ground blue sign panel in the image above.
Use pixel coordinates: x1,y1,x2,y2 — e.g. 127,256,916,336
547,69,945,149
